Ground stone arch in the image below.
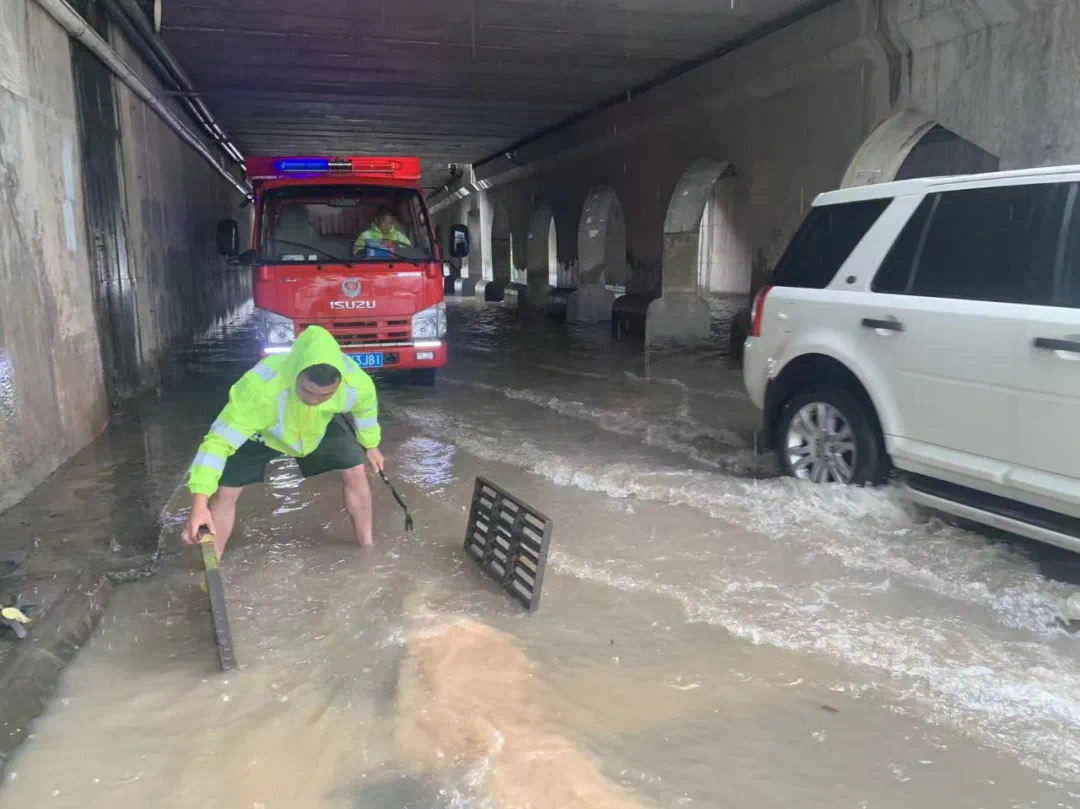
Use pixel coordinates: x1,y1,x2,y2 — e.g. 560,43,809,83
842,108,999,188
662,158,732,295
526,203,556,302
695,168,751,295
648,159,734,345
576,186,627,287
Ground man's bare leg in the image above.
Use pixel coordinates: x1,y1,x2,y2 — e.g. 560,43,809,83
208,486,243,559
340,465,374,546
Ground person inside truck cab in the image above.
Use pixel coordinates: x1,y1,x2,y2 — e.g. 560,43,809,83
354,207,412,256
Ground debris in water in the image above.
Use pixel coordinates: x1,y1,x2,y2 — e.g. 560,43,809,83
821,704,840,714
396,599,658,808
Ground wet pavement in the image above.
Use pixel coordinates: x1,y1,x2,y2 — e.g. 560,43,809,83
2,299,1080,808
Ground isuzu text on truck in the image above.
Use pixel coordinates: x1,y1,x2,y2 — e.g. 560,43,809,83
215,156,468,384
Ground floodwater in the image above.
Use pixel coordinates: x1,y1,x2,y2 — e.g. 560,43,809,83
3,299,1080,808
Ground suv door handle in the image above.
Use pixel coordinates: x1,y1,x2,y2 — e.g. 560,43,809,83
861,318,904,333
1033,337,1080,353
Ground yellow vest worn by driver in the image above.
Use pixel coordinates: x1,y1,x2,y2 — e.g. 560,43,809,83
188,326,380,497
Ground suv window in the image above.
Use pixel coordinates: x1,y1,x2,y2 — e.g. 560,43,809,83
875,184,1062,304
1060,186,1080,307
871,197,934,294
772,199,890,289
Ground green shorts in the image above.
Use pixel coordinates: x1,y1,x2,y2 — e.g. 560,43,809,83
218,417,368,489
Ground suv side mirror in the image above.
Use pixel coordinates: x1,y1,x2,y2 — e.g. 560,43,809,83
216,219,239,257
449,224,469,259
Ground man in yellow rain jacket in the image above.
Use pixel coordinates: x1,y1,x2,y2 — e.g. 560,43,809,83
181,326,385,558
353,207,412,257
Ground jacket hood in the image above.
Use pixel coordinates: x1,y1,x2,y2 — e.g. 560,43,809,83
283,326,346,385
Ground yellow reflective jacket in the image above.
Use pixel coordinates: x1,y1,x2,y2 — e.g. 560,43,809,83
188,326,380,496
353,226,412,254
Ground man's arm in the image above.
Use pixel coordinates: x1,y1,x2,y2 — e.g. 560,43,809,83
182,373,271,542
346,373,384,472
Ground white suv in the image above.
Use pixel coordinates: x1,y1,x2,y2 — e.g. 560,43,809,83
744,165,1080,553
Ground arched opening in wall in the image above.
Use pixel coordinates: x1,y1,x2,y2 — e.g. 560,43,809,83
663,159,751,295
842,108,999,188
577,187,627,289
656,159,748,349
526,203,556,292
695,165,751,295
896,124,999,180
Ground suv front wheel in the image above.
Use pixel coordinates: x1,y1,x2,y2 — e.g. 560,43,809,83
776,388,888,486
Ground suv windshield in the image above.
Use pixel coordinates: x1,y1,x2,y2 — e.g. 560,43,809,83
259,185,434,263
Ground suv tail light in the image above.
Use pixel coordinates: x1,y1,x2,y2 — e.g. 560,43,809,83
750,285,773,338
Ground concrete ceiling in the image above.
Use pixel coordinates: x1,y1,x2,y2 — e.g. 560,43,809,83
161,0,830,189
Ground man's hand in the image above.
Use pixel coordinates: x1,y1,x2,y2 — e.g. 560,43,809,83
366,447,386,475
181,495,216,545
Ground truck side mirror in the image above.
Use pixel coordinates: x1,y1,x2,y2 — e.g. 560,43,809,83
449,224,469,259
216,219,239,257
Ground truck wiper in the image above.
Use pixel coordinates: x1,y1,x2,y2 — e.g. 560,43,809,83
272,238,353,266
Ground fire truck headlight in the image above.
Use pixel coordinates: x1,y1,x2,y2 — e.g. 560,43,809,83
412,305,439,339
258,309,295,346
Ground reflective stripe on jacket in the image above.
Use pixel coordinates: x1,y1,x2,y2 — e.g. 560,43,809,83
188,325,380,496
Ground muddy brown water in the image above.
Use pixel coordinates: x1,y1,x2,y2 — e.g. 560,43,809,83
2,300,1079,808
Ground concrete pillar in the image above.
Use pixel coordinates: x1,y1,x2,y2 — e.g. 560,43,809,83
567,286,616,323
526,205,555,311
646,159,729,346
646,292,711,346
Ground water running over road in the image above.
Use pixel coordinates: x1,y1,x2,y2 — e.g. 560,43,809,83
2,300,1079,808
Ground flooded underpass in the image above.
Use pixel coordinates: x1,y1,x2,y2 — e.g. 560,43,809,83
3,300,1080,808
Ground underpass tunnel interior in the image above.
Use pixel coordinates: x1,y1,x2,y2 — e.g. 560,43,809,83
6,0,1080,803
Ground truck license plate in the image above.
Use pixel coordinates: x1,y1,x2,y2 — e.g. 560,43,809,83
349,352,384,369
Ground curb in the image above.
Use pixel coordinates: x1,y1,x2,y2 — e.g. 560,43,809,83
0,572,114,775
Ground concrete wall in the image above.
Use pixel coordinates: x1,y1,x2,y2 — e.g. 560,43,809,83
0,1,250,512
0,0,109,512
432,0,1080,335
895,0,1080,171
112,28,251,381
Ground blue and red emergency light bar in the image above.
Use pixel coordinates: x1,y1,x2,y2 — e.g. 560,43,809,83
245,156,422,183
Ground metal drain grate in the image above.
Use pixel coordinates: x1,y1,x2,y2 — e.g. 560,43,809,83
464,478,553,612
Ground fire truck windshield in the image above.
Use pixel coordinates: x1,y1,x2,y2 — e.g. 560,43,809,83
259,185,434,263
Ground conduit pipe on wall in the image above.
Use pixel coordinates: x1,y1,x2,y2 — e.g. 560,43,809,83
109,0,245,166
31,0,252,199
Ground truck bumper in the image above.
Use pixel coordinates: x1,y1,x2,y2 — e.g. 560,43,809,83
388,340,448,370
262,340,448,370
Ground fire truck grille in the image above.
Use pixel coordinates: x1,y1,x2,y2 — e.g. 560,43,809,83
300,319,411,346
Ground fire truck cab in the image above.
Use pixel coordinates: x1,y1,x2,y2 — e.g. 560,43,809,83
215,156,467,384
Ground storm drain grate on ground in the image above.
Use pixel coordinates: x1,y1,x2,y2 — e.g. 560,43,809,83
464,478,553,612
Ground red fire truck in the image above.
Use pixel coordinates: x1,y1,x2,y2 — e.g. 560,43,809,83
215,156,467,384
